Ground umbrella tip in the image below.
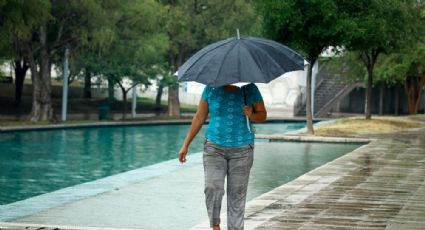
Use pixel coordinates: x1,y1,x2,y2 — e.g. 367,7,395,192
236,28,240,39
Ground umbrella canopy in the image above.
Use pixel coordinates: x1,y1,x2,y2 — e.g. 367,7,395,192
177,36,305,88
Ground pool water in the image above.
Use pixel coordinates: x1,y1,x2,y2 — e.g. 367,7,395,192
7,141,361,230
247,142,359,200
0,122,303,205
253,122,305,135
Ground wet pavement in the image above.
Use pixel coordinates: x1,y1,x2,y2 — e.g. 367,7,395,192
193,127,425,229
1,127,424,230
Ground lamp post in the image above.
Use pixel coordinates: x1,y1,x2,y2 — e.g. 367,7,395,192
61,46,70,122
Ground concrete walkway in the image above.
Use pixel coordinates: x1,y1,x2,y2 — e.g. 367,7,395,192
193,127,425,229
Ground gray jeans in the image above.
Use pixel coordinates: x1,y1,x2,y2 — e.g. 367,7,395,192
203,140,254,230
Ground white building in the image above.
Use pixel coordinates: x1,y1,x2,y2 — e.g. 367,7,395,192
172,63,315,118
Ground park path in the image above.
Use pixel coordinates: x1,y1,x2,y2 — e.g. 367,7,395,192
193,127,425,229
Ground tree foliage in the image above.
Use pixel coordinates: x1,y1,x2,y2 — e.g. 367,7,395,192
1,0,258,120
258,0,424,121
162,0,257,117
257,0,349,62
256,0,348,134
374,41,425,114
0,0,170,121
340,0,423,119
0,0,50,107
0,0,118,121
86,0,168,119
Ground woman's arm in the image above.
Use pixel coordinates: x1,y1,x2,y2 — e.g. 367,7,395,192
243,101,267,123
178,99,209,163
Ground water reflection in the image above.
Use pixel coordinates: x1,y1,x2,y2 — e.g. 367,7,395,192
247,142,360,200
303,143,312,171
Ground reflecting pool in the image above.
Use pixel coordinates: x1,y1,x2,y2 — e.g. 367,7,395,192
0,122,303,205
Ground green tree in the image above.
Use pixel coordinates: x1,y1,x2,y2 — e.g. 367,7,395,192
375,42,425,115
149,62,174,111
326,50,406,116
341,0,422,119
257,0,347,134
88,0,168,119
1,0,115,122
0,0,47,107
162,0,257,117
75,49,107,99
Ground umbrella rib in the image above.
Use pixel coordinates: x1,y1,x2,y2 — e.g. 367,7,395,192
184,38,235,81
194,48,226,85
250,38,304,68
240,41,284,82
213,41,239,87
249,41,303,80
249,42,289,70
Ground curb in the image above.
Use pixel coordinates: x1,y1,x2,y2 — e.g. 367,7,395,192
0,120,193,132
255,134,372,143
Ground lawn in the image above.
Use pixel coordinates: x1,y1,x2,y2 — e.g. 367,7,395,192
0,96,197,127
137,97,198,112
314,115,425,136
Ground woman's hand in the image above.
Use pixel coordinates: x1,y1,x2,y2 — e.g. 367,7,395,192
245,102,267,122
178,145,188,163
243,106,253,118
178,99,209,164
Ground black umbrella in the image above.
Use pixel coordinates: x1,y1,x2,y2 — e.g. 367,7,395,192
177,36,305,88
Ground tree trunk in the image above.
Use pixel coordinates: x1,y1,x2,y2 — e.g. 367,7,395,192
415,75,425,113
167,52,182,117
394,83,400,115
28,56,54,121
121,87,128,120
14,59,29,107
405,74,425,115
155,84,163,110
168,85,180,117
107,77,115,103
84,68,92,98
365,66,373,119
379,81,385,115
27,25,54,122
306,61,314,135
361,51,379,120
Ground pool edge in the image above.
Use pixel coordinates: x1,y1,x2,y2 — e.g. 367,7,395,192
0,118,326,133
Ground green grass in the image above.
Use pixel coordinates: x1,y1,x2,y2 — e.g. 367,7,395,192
0,96,197,127
137,97,197,112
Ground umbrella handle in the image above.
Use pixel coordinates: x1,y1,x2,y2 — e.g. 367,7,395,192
246,115,251,133
242,87,251,133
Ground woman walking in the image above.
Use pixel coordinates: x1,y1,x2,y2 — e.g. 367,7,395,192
178,83,267,230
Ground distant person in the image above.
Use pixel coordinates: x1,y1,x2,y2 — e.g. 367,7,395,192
178,83,267,230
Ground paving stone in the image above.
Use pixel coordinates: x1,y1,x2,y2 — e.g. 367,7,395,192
4,127,424,230
239,127,425,230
